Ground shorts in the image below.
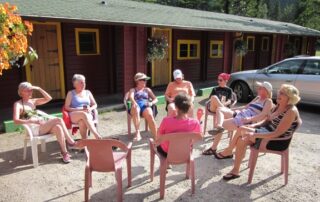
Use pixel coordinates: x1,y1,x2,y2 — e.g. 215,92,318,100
232,110,256,127
157,145,167,158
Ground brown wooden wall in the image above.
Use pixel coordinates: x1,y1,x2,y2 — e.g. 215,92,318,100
122,26,148,93
206,32,225,80
61,23,117,95
172,29,202,82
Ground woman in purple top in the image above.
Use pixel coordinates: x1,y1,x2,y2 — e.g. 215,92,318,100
129,73,158,141
64,74,101,139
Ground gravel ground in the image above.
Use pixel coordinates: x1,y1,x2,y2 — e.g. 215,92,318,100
0,95,319,202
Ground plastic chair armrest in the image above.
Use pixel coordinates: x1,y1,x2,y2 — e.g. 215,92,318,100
22,124,34,139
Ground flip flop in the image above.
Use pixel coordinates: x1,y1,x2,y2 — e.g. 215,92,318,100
223,173,240,181
214,152,233,160
202,148,217,155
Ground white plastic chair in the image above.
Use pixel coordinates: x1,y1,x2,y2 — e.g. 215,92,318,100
124,91,148,136
22,110,57,168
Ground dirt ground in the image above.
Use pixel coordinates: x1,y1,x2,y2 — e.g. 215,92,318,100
0,95,320,202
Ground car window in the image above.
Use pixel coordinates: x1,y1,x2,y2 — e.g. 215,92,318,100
302,60,320,75
267,60,304,74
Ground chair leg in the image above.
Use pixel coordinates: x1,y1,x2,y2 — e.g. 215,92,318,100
159,160,167,199
31,139,39,168
190,160,195,194
186,162,190,179
116,168,123,202
247,149,259,184
203,113,208,134
23,139,28,160
126,151,132,187
127,115,131,136
40,139,46,152
84,168,90,202
284,150,289,185
150,148,155,182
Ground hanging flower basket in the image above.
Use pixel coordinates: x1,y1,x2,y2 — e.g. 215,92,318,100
147,36,168,62
234,39,248,56
0,3,37,76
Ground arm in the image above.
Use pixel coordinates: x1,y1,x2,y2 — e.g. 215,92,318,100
32,86,52,106
13,102,39,125
87,90,97,111
147,88,158,106
129,88,138,107
165,83,174,103
188,82,196,103
253,108,298,139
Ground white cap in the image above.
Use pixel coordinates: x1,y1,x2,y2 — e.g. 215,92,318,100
256,81,273,96
173,69,183,80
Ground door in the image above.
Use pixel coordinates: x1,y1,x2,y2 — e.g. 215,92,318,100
27,23,65,99
152,28,172,86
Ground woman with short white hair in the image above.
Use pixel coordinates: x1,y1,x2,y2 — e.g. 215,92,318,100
13,82,77,163
64,74,101,139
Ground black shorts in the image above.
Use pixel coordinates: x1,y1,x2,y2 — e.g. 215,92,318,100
157,146,167,158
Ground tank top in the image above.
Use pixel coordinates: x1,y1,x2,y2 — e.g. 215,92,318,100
248,98,266,112
70,90,90,109
134,88,149,102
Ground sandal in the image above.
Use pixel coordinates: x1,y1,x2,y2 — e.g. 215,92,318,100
214,152,233,160
202,148,216,156
223,173,240,181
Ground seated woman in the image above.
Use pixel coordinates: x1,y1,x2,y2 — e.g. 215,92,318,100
128,72,158,141
13,82,77,163
202,81,273,155
64,74,101,139
207,73,233,122
157,94,201,158
222,84,301,180
165,69,196,117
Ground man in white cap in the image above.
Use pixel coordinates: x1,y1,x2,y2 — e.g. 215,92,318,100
165,69,195,117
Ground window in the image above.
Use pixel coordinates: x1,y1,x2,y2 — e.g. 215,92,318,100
294,38,301,50
267,60,304,74
210,40,223,58
247,36,255,51
75,28,100,55
302,60,320,75
177,40,200,60
261,37,269,51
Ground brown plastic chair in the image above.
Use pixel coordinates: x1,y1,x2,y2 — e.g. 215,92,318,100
123,91,148,136
247,120,302,185
149,132,202,199
80,139,132,202
203,92,237,142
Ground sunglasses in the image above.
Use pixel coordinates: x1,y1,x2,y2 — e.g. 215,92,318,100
218,79,224,82
278,91,287,96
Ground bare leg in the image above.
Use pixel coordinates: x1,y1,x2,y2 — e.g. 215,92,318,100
130,105,141,140
209,96,224,112
39,122,67,153
228,138,253,175
220,126,255,156
167,103,177,117
142,108,157,139
215,107,234,128
188,104,194,118
78,120,88,139
70,111,101,139
210,118,238,150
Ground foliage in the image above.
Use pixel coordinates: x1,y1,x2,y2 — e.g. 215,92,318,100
234,39,247,56
295,0,320,31
147,36,168,62
283,42,298,58
0,3,37,76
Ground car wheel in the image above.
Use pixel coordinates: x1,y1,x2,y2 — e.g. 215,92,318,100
233,81,250,103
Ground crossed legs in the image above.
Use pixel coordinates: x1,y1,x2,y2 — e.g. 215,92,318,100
70,111,101,139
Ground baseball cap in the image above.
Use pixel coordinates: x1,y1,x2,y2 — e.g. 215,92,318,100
173,69,183,80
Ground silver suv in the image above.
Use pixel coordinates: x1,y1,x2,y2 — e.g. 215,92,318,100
227,56,320,105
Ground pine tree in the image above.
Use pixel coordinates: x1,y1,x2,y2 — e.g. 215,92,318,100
295,0,320,31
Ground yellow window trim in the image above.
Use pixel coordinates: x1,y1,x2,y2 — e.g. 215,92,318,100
210,40,224,58
247,36,255,51
75,28,100,56
177,39,200,60
261,37,270,51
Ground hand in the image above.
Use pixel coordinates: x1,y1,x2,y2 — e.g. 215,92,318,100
31,86,40,90
147,101,153,107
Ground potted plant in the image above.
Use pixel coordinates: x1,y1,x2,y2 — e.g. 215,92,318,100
147,35,168,62
0,3,37,76
234,39,248,56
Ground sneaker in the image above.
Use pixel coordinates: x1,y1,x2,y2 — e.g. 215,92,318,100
208,127,225,135
62,152,71,164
